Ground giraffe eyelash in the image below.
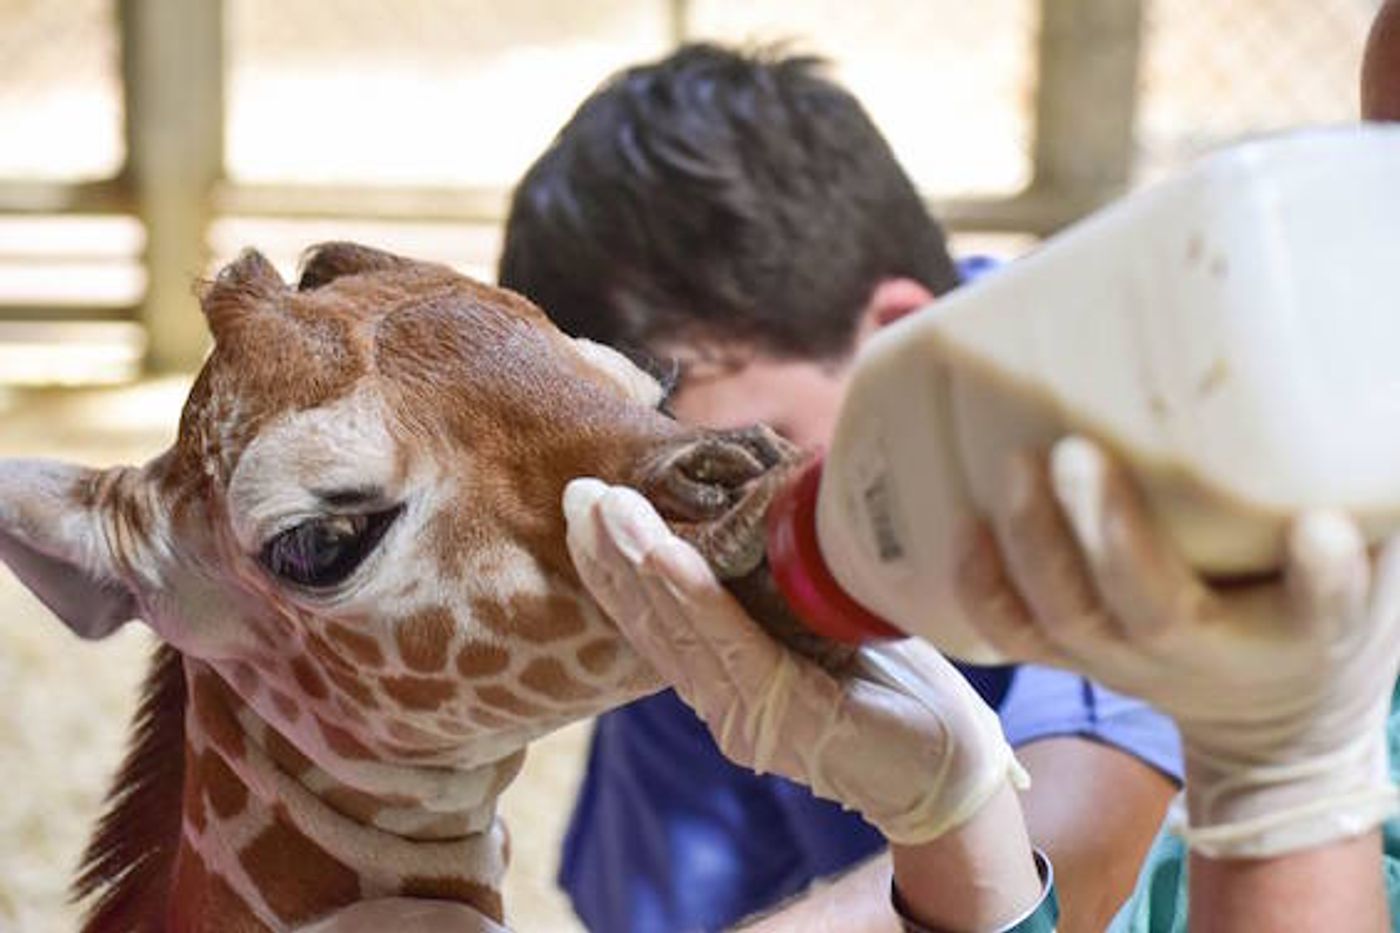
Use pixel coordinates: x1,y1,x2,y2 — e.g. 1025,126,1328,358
259,505,404,591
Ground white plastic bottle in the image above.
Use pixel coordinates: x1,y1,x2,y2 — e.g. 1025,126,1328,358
766,126,1400,663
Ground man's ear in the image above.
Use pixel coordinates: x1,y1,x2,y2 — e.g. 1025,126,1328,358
0,460,140,639
854,278,937,345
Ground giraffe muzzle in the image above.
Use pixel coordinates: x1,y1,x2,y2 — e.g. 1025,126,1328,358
637,426,856,673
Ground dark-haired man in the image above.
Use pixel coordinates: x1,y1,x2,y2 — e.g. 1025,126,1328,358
501,44,1181,933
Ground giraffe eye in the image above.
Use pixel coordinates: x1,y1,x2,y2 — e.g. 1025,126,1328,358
261,507,403,589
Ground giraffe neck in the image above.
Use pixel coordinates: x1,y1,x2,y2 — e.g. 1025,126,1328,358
167,658,522,931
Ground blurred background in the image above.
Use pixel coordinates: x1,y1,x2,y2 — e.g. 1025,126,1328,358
0,0,1380,929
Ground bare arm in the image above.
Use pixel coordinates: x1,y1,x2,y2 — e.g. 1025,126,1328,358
1018,738,1175,933
1191,832,1389,933
737,856,900,933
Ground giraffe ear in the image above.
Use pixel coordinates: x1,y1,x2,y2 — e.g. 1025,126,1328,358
199,248,285,343
0,460,139,639
297,242,416,291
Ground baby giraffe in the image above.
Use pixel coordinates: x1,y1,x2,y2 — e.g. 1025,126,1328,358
0,243,805,931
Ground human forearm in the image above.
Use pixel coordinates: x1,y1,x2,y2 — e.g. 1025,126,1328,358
890,782,1042,931
1190,832,1389,933
735,855,900,933
1017,738,1175,933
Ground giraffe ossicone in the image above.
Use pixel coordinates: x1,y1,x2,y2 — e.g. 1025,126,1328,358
0,243,830,932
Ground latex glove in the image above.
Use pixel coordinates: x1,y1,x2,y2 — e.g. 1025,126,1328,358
563,478,1027,845
958,435,1400,858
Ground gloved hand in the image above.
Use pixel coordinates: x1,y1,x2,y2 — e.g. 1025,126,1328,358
563,478,1028,845
958,435,1400,858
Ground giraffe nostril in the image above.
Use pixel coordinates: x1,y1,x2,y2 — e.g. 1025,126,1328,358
676,439,766,489
637,429,853,674
642,427,795,524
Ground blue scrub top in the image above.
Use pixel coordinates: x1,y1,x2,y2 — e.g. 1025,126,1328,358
561,668,1182,933
559,256,1183,932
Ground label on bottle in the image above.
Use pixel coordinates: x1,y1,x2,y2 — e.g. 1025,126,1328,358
851,442,911,568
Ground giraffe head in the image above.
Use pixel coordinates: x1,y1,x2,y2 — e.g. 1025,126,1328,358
0,243,803,768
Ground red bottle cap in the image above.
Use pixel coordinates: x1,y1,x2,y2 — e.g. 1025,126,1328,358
765,458,904,644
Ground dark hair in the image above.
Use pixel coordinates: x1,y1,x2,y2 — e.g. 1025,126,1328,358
498,43,961,362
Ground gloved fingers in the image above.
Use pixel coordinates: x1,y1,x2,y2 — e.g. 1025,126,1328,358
583,481,777,693
1049,436,1211,642
1368,533,1400,652
993,448,1116,645
565,478,711,698
858,638,1018,769
1282,510,1369,642
637,533,794,693
644,533,857,727
863,637,973,695
565,477,662,626
1363,534,1400,693
572,479,818,719
856,638,979,719
953,518,1070,666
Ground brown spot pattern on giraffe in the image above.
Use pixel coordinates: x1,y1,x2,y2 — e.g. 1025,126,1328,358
191,671,246,758
387,719,445,745
200,749,249,819
578,637,621,676
465,707,512,730
168,847,273,933
335,697,371,726
456,640,511,677
323,663,375,707
269,689,301,722
319,782,385,825
325,622,385,668
315,717,377,760
305,629,357,673
182,746,208,835
474,685,545,719
229,661,260,695
396,606,456,672
377,741,456,762
239,806,362,923
435,715,478,737
519,657,598,703
471,593,587,643
379,674,456,711
261,722,316,777
290,657,330,701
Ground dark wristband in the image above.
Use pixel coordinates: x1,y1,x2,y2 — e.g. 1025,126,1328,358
891,847,1059,933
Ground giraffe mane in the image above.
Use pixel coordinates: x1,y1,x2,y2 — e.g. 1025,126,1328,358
73,643,188,933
